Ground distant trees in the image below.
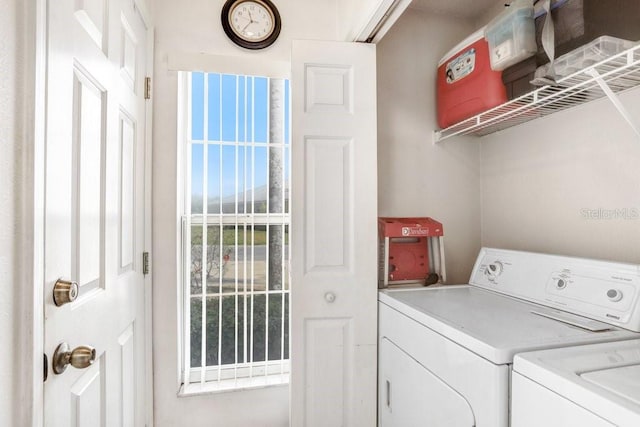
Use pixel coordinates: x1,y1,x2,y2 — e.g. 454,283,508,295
190,226,227,292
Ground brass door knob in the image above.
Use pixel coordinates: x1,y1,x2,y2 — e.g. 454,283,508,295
53,278,79,306
52,343,96,374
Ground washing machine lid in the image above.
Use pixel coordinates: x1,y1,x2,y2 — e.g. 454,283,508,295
378,286,640,365
582,365,640,405
514,340,640,424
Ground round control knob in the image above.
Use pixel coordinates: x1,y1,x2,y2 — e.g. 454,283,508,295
556,279,567,290
607,289,623,302
485,261,504,279
324,292,336,303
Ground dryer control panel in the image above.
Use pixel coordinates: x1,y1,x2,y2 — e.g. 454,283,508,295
469,248,640,332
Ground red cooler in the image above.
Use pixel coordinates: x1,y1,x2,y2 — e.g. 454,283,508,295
437,27,507,129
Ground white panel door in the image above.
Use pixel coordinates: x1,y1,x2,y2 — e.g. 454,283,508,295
43,0,148,425
291,40,378,427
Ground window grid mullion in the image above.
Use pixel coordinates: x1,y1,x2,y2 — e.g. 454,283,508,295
217,74,224,382
183,72,193,387
200,73,210,385
281,85,288,374
242,75,249,369
234,74,240,384
191,214,290,225
188,139,286,146
280,113,286,375
264,78,271,377
249,76,256,380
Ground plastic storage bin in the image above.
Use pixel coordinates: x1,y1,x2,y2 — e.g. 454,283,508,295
533,0,640,65
502,0,640,100
534,36,637,79
501,56,537,100
485,0,537,71
437,27,507,129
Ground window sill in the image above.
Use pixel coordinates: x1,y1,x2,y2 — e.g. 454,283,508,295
178,373,289,397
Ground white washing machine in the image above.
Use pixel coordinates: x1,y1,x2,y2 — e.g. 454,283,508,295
512,339,640,427
378,248,640,427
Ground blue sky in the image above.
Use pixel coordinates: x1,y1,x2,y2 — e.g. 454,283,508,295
190,72,290,211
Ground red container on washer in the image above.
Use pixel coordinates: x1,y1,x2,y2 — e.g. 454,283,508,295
437,27,507,129
378,217,444,287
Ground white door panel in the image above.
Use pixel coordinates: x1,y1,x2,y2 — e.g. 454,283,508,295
69,360,103,427
43,0,148,425
291,40,378,427
379,338,476,427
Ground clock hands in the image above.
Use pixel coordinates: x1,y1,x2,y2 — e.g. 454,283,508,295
241,10,263,36
241,19,252,32
237,10,256,34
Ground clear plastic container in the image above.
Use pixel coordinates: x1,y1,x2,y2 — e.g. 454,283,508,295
485,0,537,71
534,36,637,80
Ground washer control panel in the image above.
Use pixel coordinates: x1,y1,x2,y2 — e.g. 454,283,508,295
470,248,640,332
545,270,634,312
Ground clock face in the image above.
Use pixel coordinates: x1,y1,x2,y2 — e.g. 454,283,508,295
222,0,281,49
229,0,276,43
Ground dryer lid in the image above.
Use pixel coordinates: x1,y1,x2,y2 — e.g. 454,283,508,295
379,286,640,365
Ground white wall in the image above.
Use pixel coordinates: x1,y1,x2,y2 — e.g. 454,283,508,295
0,0,20,423
152,1,339,425
480,89,640,263
476,1,508,28
338,0,367,40
0,0,33,425
337,0,389,41
376,8,481,283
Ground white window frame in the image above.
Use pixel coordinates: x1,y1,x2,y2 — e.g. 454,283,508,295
177,70,291,394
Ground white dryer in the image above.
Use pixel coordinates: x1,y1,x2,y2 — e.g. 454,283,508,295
512,339,640,427
378,248,640,427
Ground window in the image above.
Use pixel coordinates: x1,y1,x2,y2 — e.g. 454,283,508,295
181,71,290,391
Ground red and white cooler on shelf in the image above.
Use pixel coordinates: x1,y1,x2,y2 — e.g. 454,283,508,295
437,27,507,129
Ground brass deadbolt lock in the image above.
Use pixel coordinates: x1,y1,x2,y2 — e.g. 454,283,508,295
53,279,79,306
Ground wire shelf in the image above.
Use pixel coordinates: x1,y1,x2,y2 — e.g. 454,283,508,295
434,43,640,143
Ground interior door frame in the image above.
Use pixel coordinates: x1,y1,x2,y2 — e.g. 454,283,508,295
141,2,155,425
25,1,155,426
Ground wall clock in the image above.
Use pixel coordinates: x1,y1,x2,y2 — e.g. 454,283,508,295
221,0,282,50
